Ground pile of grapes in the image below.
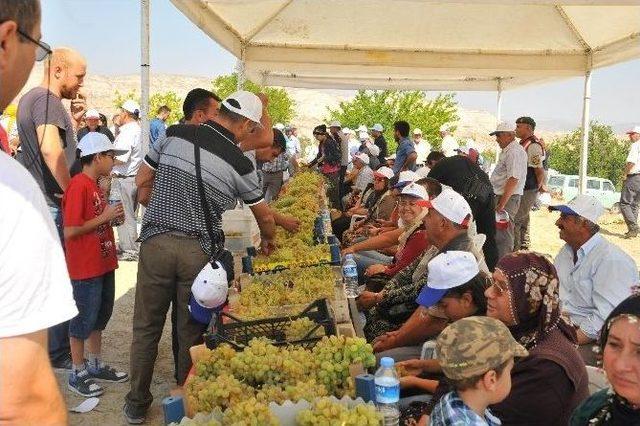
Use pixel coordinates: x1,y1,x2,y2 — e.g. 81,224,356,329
253,172,331,272
233,266,335,319
297,398,381,425
186,336,377,423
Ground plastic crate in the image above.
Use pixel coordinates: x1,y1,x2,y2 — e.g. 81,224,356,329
205,299,337,350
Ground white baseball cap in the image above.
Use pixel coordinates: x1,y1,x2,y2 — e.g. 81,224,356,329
189,261,229,324
548,194,605,224
413,128,423,135
77,132,127,157
221,91,263,125
353,152,370,165
455,146,470,155
366,141,381,156
121,100,140,114
490,122,515,136
274,122,285,130
626,125,640,135
329,120,341,128
416,251,480,307
343,127,353,135
358,130,369,140
357,124,368,133
85,109,100,119
439,124,450,132
386,153,396,161
374,166,394,180
421,187,472,228
370,123,384,132
393,170,418,188
401,182,428,200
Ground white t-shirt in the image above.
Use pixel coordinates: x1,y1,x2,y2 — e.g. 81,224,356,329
626,140,640,174
414,138,432,164
0,152,78,338
113,121,143,176
441,135,458,157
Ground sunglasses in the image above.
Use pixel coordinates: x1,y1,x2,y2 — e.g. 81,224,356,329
16,27,52,61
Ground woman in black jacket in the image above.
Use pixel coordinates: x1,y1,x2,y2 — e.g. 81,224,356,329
309,124,342,209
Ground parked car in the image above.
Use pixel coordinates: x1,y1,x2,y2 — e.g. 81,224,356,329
547,174,620,210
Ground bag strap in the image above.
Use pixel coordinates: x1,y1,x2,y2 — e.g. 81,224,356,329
192,126,219,255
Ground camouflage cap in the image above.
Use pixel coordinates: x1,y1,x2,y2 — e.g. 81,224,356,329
436,316,528,380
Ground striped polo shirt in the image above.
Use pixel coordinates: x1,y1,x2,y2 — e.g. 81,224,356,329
141,121,263,259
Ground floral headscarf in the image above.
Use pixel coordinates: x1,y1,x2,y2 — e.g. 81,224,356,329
585,293,640,426
496,251,576,349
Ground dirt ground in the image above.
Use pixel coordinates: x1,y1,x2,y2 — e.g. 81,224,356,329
56,209,640,426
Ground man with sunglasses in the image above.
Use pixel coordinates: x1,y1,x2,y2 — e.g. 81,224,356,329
550,195,638,365
1,1,78,424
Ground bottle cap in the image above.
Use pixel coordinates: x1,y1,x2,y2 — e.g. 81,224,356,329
380,357,394,368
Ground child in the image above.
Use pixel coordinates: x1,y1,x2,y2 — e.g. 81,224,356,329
62,132,129,397
429,316,528,426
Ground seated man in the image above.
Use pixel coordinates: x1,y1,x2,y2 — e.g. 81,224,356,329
342,152,374,208
362,187,488,343
550,194,638,364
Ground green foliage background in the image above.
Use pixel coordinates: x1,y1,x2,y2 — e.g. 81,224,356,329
326,90,458,152
548,121,628,189
113,89,183,124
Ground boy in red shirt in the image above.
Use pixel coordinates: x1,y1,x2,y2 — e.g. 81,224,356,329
63,132,129,397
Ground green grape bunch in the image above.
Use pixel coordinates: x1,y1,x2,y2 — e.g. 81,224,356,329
285,317,325,341
296,398,382,425
222,398,280,426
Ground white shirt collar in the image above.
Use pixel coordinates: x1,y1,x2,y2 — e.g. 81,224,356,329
576,232,603,262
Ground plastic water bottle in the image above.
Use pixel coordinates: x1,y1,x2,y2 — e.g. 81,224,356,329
108,181,125,227
342,254,359,298
321,208,332,239
374,357,400,426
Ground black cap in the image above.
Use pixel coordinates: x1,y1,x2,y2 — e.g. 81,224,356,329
273,128,287,152
516,116,536,129
313,124,327,134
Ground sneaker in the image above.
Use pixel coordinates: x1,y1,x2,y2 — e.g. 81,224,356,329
88,363,129,383
123,403,146,424
624,230,639,239
68,369,104,397
51,353,73,370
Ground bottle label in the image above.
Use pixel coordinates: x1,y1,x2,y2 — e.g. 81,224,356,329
343,265,357,278
375,382,400,404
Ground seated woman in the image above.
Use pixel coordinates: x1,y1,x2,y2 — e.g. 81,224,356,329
484,252,589,425
331,166,396,241
396,251,489,395
354,182,430,288
341,152,374,207
571,293,640,425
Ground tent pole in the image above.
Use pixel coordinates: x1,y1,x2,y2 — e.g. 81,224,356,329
578,69,592,195
237,45,246,91
141,0,150,156
496,78,503,122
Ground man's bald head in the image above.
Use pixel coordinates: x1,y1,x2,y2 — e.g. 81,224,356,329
43,47,86,100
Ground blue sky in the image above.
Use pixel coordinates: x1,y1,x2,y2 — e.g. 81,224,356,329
42,0,639,131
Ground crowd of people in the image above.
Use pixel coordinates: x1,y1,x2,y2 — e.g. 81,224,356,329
2,1,640,425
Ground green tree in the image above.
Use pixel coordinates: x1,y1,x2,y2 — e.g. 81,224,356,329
548,121,628,189
212,73,295,124
112,90,184,124
326,90,458,152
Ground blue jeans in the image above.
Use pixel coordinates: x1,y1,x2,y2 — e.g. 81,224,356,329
47,205,71,362
353,250,393,278
69,272,116,339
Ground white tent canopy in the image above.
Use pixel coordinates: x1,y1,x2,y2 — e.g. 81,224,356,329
170,0,640,91
161,0,640,193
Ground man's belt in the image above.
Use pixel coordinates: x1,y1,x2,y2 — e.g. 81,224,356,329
112,173,136,178
628,173,640,177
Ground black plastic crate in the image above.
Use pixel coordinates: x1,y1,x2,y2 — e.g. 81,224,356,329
204,299,336,350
